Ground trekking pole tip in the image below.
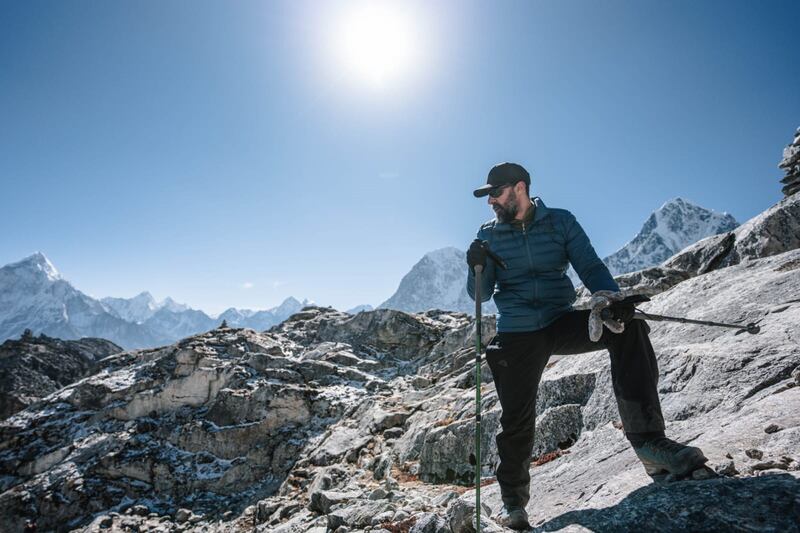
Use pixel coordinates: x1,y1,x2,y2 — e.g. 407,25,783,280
745,323,761,334
735,322,761,335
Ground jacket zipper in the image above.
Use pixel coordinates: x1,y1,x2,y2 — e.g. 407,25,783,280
522,222,538,303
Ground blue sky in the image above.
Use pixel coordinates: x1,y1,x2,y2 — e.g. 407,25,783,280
1,0,798,314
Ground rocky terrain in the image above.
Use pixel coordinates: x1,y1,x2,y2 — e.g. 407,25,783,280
0,331,122,420
0,193,798,533
779,127,800,197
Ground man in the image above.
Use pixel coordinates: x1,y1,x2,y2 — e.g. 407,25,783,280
466,162,708,530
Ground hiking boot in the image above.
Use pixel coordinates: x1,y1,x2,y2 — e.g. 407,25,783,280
634,437,708,480
495,505,530,530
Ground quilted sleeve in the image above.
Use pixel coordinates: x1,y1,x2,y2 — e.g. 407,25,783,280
563,212,620,293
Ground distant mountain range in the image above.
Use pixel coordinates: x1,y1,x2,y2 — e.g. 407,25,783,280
381,198,738,314
345,304,374,314
0,253,310,349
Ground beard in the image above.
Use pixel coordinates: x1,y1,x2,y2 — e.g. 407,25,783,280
492,190,520,223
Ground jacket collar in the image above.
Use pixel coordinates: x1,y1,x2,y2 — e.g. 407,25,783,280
493,196,549,227
531,196,549,223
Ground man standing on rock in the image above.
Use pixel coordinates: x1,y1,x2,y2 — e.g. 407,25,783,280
466,162,709,530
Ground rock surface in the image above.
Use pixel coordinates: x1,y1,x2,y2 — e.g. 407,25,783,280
0,331,122,419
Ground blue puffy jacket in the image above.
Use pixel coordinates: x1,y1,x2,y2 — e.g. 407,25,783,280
467,197,619,332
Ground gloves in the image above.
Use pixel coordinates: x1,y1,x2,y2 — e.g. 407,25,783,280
467,239,489,270
588,290,627,342
609,301,636,323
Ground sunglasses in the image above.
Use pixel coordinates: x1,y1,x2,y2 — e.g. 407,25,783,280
488,184,511,198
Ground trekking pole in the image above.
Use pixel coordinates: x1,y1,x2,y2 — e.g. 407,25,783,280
616,310,761,335
601,295,761,335
471,247,506,533
474,264,483,533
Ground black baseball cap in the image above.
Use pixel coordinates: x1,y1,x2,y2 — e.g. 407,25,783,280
473,162,531,198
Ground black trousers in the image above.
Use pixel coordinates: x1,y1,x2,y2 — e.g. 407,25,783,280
484,309,666,508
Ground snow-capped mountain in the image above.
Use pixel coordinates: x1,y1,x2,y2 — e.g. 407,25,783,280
0,253,168,349
103,292,217,339
159,296,189,314
379,247,497,314
346,304,374,314
217,297,311,330
142,306,217,343
1,253,314,349
101,292,160,323
601,197,739,277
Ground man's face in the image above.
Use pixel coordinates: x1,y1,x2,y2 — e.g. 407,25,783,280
488,183,520,223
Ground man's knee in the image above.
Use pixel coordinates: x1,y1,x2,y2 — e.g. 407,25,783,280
499,411,536,435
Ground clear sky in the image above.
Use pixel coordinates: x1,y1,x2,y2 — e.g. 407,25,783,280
2,0,798,315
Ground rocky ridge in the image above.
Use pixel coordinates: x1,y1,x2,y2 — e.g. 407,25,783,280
0,194,799,532
780,127,800,197
0,331,122,420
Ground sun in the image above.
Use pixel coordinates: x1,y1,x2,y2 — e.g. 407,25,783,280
335,3,419,88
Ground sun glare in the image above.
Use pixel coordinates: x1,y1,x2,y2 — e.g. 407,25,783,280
335,3,419,88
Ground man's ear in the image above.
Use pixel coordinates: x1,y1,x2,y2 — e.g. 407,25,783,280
514,181,527,196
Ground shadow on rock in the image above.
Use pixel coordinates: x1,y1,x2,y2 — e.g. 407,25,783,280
533,473,800,532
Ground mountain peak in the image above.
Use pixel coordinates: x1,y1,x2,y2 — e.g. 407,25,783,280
601,199,739,277
423,247,463,267
131,291,157,306
660,197,696,209
6,252,61,282
379,246,494,314
159,297,188,313
273,296,310,316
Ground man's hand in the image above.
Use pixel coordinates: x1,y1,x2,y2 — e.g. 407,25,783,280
467,239,489,270
588,290,626,342
609,301,636,323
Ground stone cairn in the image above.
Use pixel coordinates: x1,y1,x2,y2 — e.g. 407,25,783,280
779,127,800,197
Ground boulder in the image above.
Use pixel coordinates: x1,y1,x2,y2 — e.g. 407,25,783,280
308,489,360,514
326,500,396,529
409,512,449,533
